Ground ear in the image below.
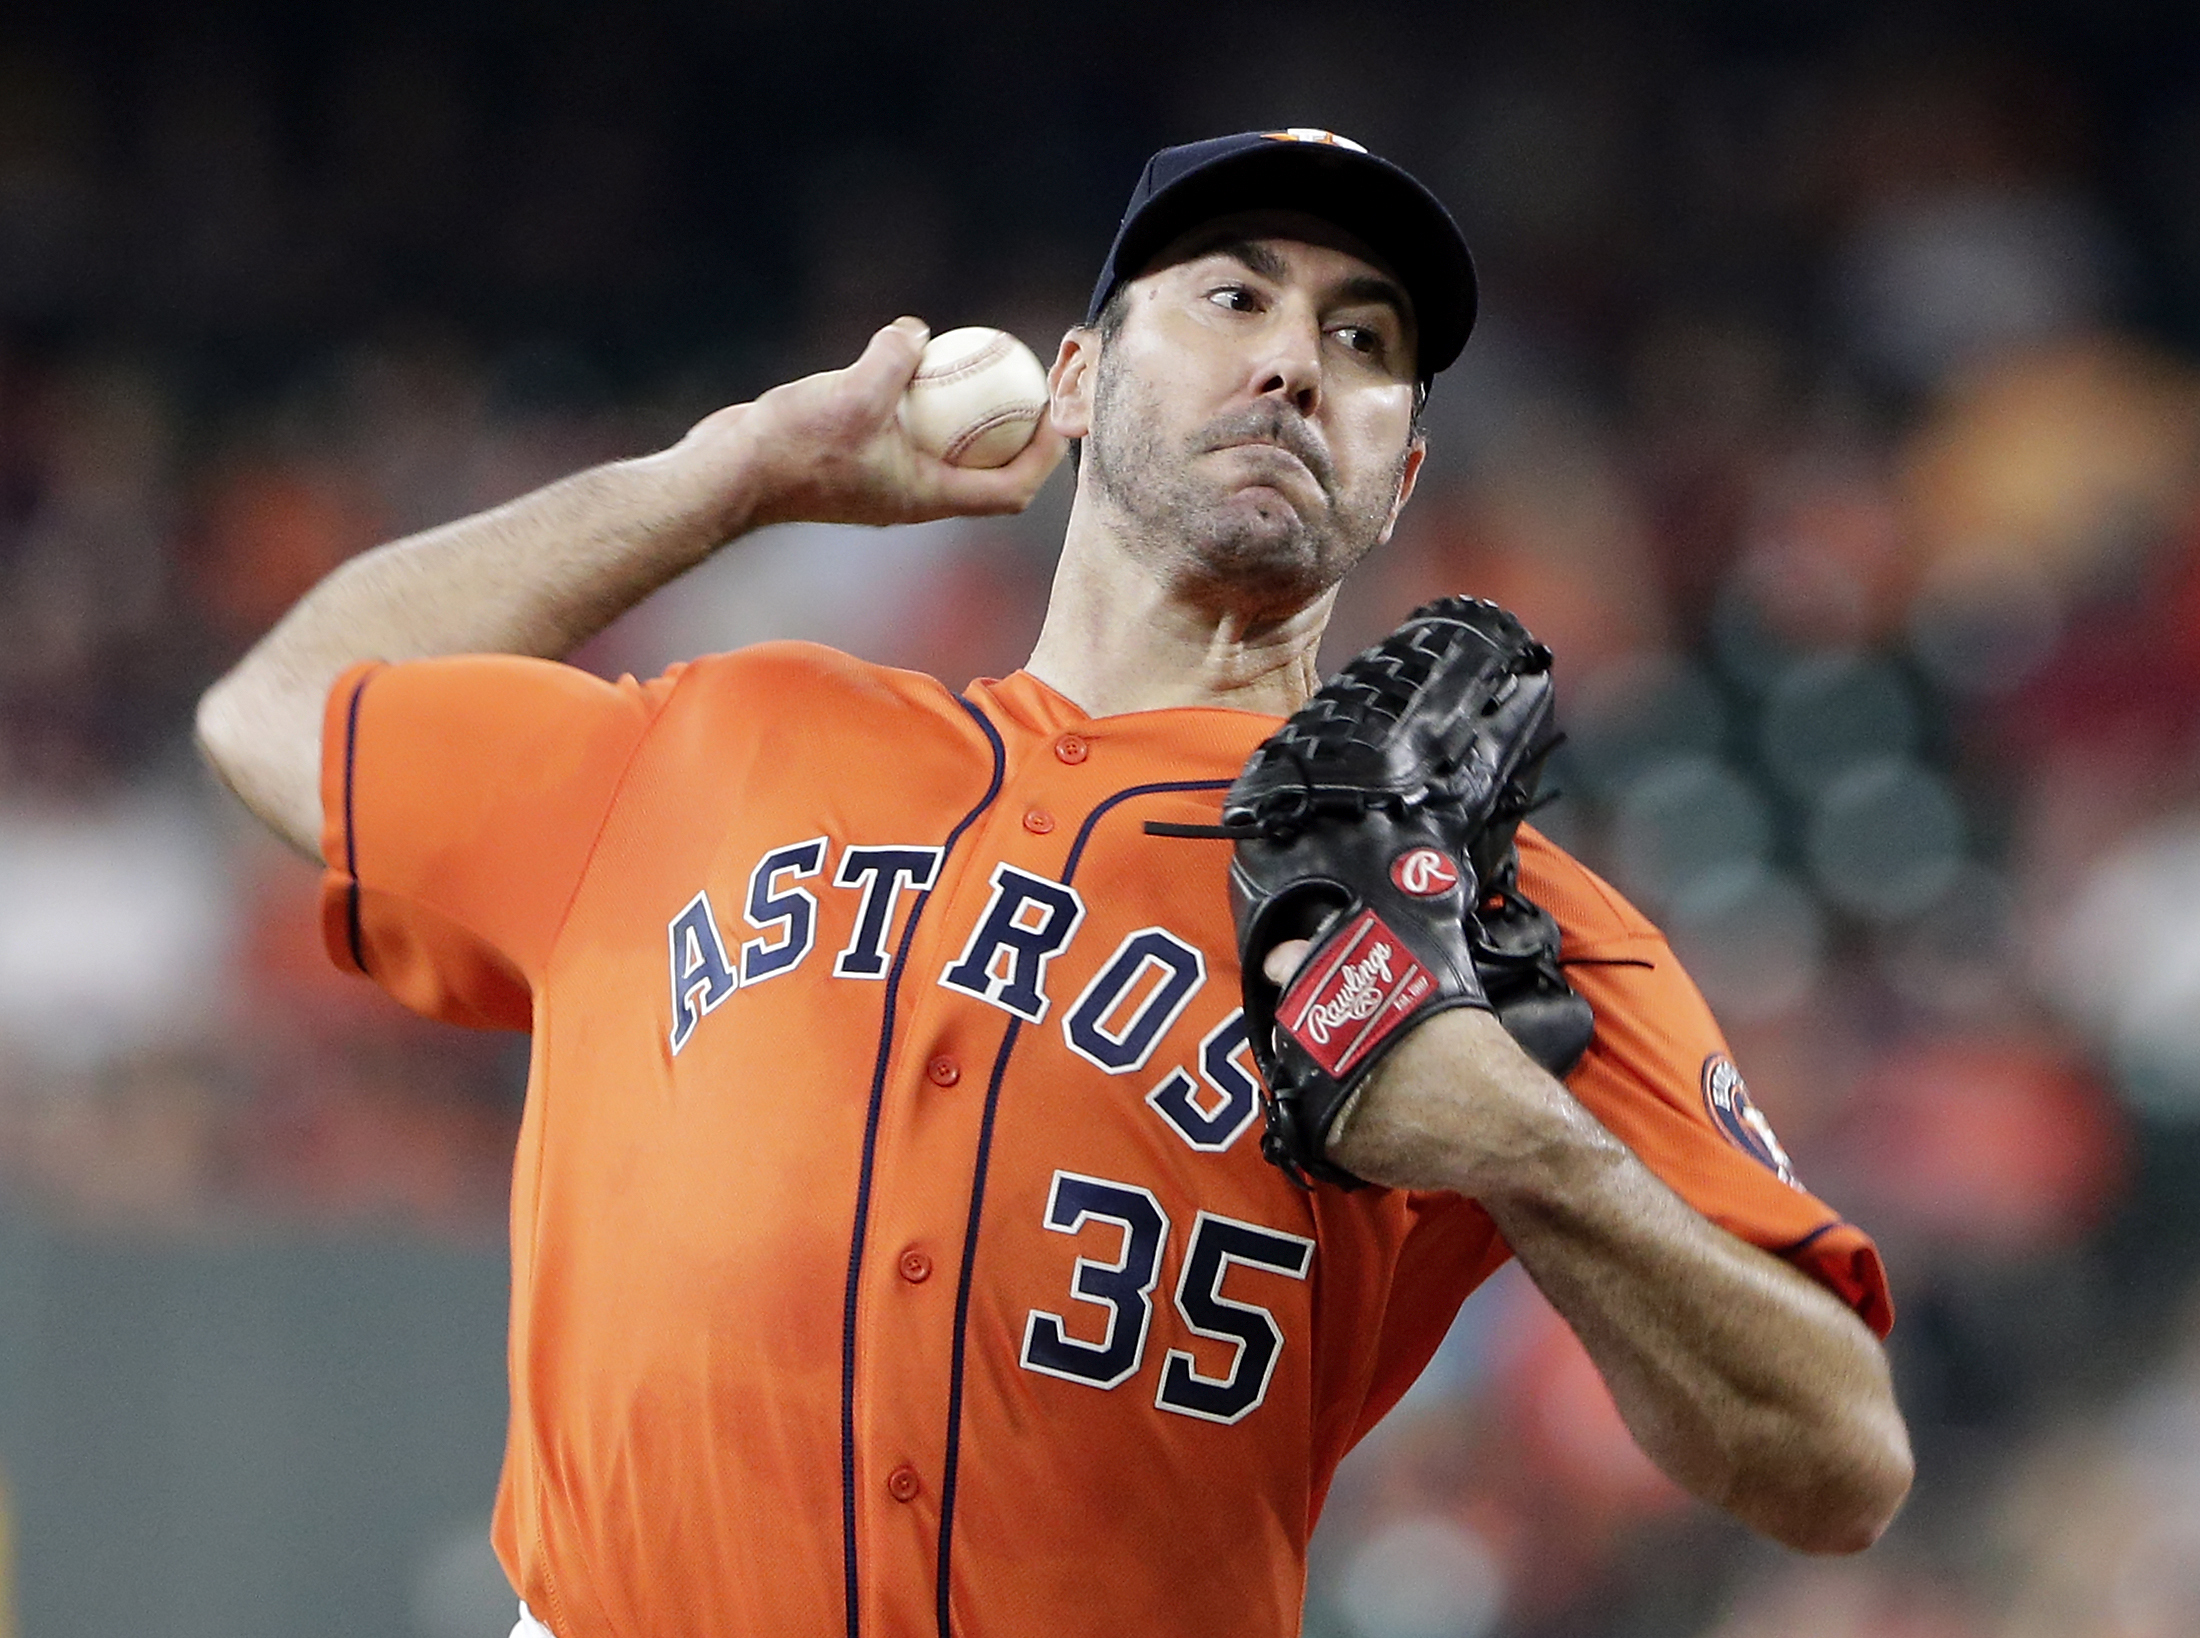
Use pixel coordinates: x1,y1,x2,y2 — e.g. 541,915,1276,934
1049,326,1099,440
1374,438,1427,546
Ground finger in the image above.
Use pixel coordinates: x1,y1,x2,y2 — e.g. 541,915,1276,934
1263,939,1314,985
839,316,931,416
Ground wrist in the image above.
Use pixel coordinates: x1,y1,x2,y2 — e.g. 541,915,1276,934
627,403,772,549
1333,1008,1604,1196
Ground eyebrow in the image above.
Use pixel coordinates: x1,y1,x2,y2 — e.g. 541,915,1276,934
1337,272,1412,320
1203,236,1291,283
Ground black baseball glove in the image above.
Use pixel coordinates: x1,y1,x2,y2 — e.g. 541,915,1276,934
1151,597,1594,1188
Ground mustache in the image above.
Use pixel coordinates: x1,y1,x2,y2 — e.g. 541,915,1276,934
1197,405,1335,494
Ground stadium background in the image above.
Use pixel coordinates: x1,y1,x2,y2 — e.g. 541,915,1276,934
5,0,2200,1633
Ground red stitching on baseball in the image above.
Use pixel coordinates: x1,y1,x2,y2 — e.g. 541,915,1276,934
943,405,1040,464
913,333,1015,387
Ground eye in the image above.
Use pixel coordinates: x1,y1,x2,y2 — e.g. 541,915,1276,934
1207,284,1262,313
1331,323,1384,357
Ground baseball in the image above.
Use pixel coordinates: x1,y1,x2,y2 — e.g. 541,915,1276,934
899,327,1051,468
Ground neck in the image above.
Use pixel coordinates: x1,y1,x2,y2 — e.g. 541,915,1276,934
1023,484,1333,719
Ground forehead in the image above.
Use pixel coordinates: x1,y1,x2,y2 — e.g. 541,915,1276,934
1134,209,1411,306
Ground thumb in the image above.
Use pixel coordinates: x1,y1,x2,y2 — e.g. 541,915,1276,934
1262,939,1315,986
841,316,930,412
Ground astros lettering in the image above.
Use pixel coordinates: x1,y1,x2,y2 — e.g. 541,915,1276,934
669,845,1214,1073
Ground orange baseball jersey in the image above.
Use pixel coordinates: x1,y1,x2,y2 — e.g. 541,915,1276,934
320,642,1890,1638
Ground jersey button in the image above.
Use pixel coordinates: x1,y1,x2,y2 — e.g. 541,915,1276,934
1023,808,1056,835
898,1248,933,1283
887,1464,923,1503
926,1055,961,1087
1054,733,1089,765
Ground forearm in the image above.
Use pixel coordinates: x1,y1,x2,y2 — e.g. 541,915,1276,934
197,317,1066,860
1483,1119,1910,1550
195,444,745,858
1333,1009,1913,1552
289,449,743,663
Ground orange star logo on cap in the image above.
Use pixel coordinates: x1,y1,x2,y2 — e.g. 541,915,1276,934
1260,128,1369,152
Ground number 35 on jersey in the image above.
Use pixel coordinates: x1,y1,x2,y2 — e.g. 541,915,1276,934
1022,1171,1314,1425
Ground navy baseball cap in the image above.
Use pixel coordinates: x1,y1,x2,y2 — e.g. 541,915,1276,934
1085,129,1478,380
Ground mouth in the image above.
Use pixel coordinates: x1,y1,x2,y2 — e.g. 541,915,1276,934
1211,437,1328,496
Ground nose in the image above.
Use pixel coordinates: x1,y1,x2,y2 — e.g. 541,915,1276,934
1250,305,1322,418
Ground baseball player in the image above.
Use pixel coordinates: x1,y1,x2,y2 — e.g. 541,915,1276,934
197,132,1911,1636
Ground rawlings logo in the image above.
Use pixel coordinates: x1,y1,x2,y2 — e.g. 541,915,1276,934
1390,847,1461,898
1299,940,1394,1043
1279,911,1434,1077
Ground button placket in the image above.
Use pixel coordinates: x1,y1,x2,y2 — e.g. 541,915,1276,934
848,828,994,1563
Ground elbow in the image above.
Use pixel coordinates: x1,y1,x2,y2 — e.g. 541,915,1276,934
1754,1410,1916,1556
193,670,327,862
194,674,250,790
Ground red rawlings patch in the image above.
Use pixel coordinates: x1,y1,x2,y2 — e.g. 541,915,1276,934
1389,847,1460,898
1278,910,1435,1079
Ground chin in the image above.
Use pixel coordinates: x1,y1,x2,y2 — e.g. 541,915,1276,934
1186,507,1335,607
1219,498,1303,543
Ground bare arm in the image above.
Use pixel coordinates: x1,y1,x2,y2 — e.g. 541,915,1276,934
195,318,1067,858
1298,965,1914,1552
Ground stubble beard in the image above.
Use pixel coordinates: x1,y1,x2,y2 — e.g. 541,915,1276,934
1084,347,1405,620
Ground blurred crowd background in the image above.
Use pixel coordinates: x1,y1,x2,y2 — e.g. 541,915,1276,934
5,0,2200,1634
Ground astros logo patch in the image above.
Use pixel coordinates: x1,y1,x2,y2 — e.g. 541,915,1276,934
1389,847,1461,898
1700,1054,1798,1188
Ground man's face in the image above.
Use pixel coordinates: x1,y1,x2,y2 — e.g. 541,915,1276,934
1069,210,1425,614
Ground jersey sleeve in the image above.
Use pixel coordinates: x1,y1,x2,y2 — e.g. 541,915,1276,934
319,655,678,1030
1519,830,1895,1338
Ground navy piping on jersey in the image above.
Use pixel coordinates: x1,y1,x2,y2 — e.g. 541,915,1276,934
1778,1220,1845,1258
839,696,1006,1638
341,668,372,972
933,777,1234,1638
